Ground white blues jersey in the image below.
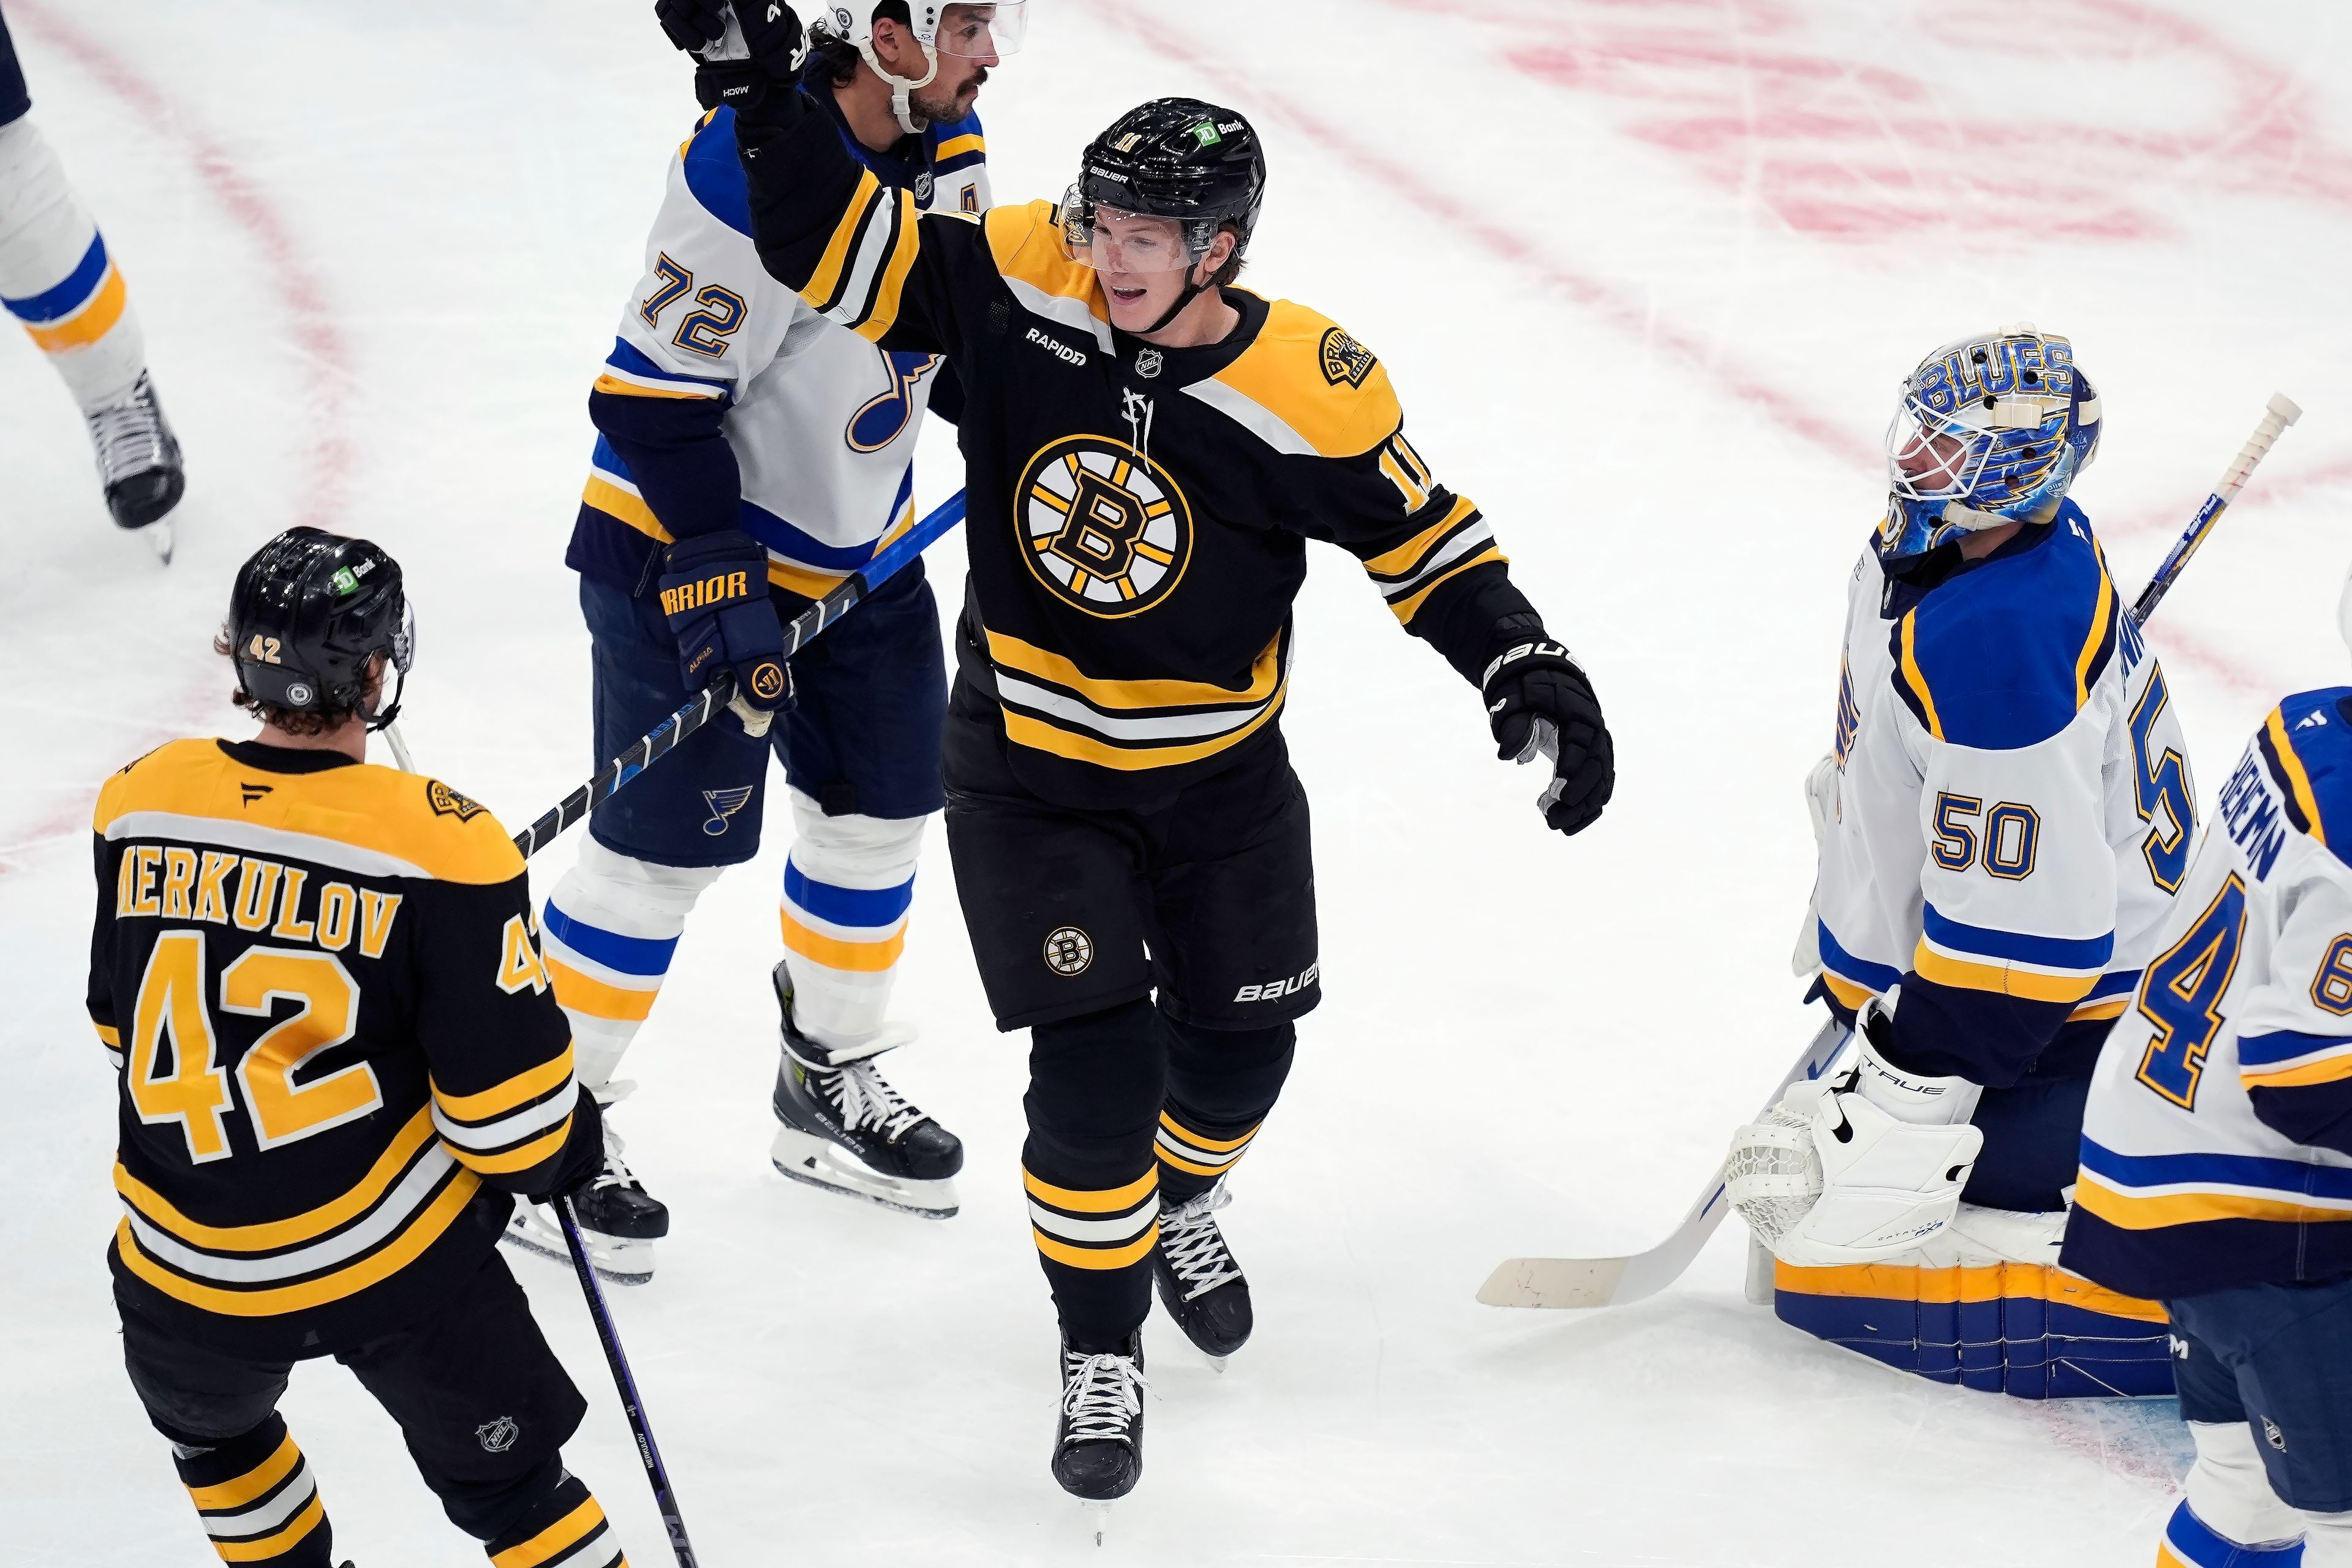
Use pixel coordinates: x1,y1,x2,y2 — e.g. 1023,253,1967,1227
567,99,989,598
1812,501,2196,1085
2065,689,2352,1300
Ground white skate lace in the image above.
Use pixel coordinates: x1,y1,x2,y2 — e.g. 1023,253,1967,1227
1060,1348,1149,1444
1158,1183,1241,1301
820,1059,929,1142
590,1116,646,1195
85,373,171,485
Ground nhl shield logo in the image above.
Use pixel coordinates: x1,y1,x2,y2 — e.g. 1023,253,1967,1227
1134,348,1163,380
702,786,757,836
914,170,934,203
1318,326,1378,388
1042,927,1094,976
475,1416,519,1454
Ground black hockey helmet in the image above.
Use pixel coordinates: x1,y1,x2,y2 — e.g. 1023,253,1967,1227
227,527,414,729
1065,97,1267,273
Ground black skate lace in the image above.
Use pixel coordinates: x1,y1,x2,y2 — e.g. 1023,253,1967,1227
1060,1349,1149,1444
85,374,170,485
1158,1184,1242,1301
819,1059,928,1142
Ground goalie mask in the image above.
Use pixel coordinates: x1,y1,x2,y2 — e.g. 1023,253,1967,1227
1877,325,2101,568
809,1,1028,135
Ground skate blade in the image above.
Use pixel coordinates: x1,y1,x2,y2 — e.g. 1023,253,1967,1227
145,519,175,565
500,1207,654,1286
1081,1501,1112,1547
1204,1354,1229,1374
768,1125,959,1218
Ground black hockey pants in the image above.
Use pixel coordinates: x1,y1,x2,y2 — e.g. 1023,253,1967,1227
118,1248,622,1567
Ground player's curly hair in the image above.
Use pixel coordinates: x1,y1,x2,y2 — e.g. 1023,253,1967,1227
211,627,374,737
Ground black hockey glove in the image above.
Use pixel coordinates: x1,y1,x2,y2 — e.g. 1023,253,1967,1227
527,1087,607,1204
1482,636,1614,837
658,529,793,737
654,0,808,112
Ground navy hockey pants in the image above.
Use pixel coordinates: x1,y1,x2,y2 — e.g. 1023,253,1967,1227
1,4,29,127
2172,1272,2352,1513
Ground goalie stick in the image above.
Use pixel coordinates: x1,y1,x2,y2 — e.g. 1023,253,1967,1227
509,489,967,859
1479,393,2304,1311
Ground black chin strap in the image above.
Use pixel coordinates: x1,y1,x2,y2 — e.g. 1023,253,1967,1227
364,666,406,733
1141,262,1215,336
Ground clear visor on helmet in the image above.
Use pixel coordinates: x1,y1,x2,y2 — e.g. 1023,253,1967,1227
1885,398,2002,502
930,1,1027,59
1060,189,1213,274
389,597,417,676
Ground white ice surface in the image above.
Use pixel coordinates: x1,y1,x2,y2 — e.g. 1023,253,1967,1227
8,0,2352,1561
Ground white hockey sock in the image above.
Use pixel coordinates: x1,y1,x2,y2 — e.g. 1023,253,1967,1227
540,837,723,1089
0,116,148,411
777,787,924,1052
2301,1512,2352,1568
2159,1423,2307,1566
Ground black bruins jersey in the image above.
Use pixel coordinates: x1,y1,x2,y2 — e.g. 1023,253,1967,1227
734,100,1539,809
88,739,579,1358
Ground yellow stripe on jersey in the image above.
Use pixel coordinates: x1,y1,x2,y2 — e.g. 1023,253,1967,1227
986,629,1281,711
2068,997,2131,1022
94,739,521,887
1818,970,1874,1011
1205,297,1403,461
2241,1054,2352,1089
113,1167,483,1316
591,371,721,401
1910,941,2099,1004
2073,576,2116,708
804,168,886,308
24,264,127,352
1360,497,1477,577
984,202,1109,327
934,133,985,162
856,190,924,345
431,1047,575,1122
1898,612,1945,742
1003,682,1289,772
115,1105,439,1250
94,1020,121,1048
581,476,851,597
2073,1173,2352,1230
2268,705,2328,849
1389,546,1504,627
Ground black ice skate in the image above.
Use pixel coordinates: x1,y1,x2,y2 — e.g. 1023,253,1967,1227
85,370,185,559
1053,1330,1148,1525
768,962,962,1217
503,1085,668,1285
1152,1180,1253,1366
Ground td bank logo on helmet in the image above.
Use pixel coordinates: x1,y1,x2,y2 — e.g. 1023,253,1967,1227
660,570,751,617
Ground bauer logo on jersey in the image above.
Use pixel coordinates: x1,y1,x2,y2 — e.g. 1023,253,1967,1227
701,786,756,837
426,780,488,822
1017,435,1194,619
1319,327,1378,388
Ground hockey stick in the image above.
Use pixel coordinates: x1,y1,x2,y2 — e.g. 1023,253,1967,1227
510,489,968,858
1479,392,2305,1311
557,1199,701,1568
2129,393,2302,626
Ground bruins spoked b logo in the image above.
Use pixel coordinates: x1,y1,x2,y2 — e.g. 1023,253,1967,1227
1017,435,1192,619
1042,926,1094,976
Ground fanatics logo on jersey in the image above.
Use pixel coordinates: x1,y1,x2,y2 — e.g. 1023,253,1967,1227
475,1417,519,1454
1017,435,1193,619
426,780,488,822
1043,926,1095,976
1318,327,1378,388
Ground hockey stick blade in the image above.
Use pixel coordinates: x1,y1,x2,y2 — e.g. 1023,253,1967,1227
2129,393,2300,627
1476,1016,1849,1309
510,490,968,859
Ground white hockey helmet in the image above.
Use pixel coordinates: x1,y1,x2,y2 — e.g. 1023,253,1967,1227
808,2,1029,134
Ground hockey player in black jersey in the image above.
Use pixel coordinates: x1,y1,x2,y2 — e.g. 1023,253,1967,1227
90,529,628,1567
657,0,1616,1507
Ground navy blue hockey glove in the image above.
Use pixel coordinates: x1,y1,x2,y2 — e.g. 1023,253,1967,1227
1482,636,1614,837
658,529,793,738
654,0,807,111
527,1087,607,1204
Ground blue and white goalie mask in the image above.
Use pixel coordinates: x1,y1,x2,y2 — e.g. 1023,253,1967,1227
1877,325,2101,568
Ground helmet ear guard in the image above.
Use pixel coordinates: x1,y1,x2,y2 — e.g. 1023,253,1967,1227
809,1,1027,135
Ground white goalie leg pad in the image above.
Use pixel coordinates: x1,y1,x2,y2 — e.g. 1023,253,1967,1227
2174,1422,2307,1555
0,118,147,410
1728,1020,1983,1266
778,788,925,1055
2301,1511,2352,1567
541,837,723,1090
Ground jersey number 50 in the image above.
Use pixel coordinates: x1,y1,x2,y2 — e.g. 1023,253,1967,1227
127,931,381,1163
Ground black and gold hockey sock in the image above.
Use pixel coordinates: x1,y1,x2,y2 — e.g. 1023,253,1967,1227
1025,1163,1159,1351
483,1473,627,1568
172,1412,332,1566
1154,1107,1263,1205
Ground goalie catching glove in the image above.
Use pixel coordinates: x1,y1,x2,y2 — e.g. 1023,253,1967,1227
657,529,794,739
1727,993,1984,1267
